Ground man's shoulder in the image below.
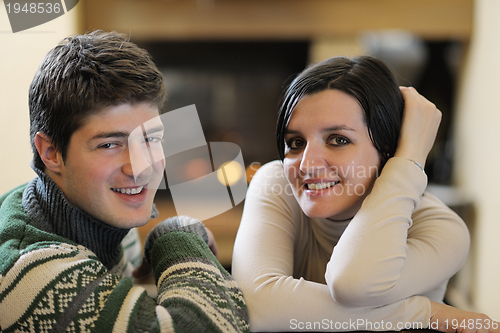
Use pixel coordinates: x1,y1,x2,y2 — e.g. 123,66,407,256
0,183,28,208
0,183,30,238
0,182,56,274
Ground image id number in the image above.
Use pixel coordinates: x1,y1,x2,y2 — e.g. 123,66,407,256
6,2,62,14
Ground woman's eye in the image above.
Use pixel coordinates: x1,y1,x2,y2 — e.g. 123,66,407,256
287,138,305,149
328,135,350,146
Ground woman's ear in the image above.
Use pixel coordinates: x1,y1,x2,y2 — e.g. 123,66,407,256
34,132,63,174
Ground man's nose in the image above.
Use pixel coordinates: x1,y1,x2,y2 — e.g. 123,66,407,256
123,142,154,181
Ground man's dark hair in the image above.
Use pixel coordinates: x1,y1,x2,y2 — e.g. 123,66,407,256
29,30,167,170
276,56,403,168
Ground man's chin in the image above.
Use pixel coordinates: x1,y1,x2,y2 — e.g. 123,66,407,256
126,211,155,228
102,209,154,229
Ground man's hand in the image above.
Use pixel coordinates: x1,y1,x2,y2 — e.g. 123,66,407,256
132,258,152,280
206,227,219,258
133,226,219,279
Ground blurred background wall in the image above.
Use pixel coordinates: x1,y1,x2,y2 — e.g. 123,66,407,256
0,1,79,192
0,0,498,320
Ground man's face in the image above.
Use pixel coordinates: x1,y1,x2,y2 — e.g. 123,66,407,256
56,103,165,229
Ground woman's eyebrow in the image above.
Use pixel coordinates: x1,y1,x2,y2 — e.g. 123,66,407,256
285,125,355,135
322,125,355,132
284,128,300,135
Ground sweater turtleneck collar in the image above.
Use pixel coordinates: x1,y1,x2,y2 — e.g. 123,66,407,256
21,166,132,269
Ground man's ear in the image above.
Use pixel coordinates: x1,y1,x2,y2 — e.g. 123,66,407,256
34,132,63,174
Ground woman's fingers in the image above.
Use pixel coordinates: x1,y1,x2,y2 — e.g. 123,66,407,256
430,301,500,333
395,87,442,166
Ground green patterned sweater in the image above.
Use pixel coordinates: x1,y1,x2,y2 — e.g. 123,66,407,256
0,173,249,332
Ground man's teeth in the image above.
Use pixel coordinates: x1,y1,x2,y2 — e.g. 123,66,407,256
112,186,144,195
306,181,338,190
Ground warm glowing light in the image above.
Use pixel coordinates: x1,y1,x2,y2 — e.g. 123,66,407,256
217,160,243,186
184,158,211,180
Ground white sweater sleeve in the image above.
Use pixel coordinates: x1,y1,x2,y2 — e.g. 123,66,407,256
232,160,432,332
325,157,470,307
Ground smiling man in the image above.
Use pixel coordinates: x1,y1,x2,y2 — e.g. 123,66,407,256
0,30,248,332
36,103,165,230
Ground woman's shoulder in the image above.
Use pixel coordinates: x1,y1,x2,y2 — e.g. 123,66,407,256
412,188,468,232
249,160,289,187
254,160,285,176
419,189,462,215
246,160,300,210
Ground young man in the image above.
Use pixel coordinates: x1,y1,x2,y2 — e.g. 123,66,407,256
0,30,249,332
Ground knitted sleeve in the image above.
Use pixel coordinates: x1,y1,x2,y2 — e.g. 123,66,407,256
0,216,249,333
143,216,249,332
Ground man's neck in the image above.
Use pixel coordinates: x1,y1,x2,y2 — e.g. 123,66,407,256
22,166,130,269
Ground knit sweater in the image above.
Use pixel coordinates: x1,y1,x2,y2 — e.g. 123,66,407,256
0,169,249,332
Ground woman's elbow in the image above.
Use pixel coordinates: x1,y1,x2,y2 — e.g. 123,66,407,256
326,269,395,307
326,271,369,307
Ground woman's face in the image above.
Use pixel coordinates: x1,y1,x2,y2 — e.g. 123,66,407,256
283,89,381,220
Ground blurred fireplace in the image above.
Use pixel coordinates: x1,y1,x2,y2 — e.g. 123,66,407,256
134,40,309,267
139,38,460,186
136,38,464,272
138,40,310,169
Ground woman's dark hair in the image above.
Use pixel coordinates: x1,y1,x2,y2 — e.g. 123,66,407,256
276,56,404,168
29,30,167,170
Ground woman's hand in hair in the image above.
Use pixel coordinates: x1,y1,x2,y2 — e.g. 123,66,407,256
430,301,499,333
395,87,442,168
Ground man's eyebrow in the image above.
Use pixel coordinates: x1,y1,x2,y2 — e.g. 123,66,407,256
284,125,355,135
90,131,130,140
142,125,164,134
89,125,164,141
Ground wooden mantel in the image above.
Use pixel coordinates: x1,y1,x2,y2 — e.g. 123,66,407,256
81,0,473,41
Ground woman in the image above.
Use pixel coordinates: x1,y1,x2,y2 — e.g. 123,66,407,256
232,56,497,332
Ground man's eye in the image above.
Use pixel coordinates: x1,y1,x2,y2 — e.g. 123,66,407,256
98,143,119,149
287,138,305,149
328,135,350,146
144,136,163,146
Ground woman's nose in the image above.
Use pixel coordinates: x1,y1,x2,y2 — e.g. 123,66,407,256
299,143,328,175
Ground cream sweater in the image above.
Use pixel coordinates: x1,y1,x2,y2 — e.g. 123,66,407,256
232,157,470,332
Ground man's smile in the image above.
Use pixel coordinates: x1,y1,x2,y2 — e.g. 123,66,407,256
111,185,144,195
